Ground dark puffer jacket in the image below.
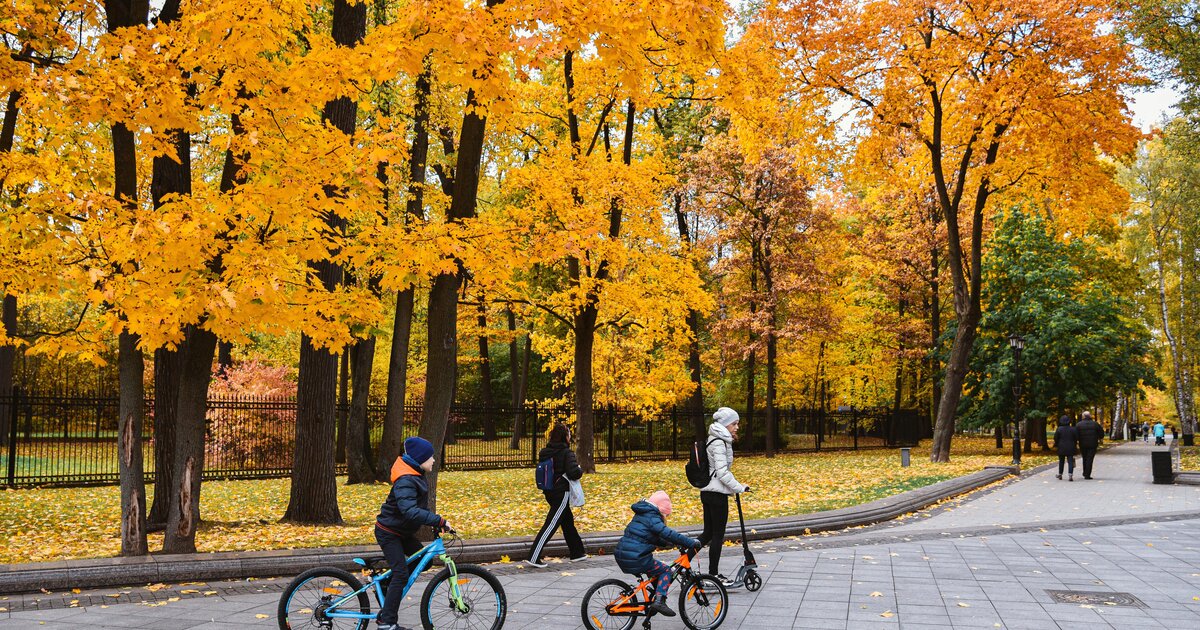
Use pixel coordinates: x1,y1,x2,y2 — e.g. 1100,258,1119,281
1075,418,1103,449
1053,417,1079,457
614,501,699,574
376,454,444,535
537,441,583,492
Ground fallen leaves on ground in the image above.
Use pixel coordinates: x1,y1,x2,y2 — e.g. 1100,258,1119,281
0,438,1052,564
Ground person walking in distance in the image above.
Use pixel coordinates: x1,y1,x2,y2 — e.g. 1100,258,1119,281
1153,420,1167,446
526,423,587,568
695,407,750,587
1142,420,1151,442
1075,411,1103,480
1054,415,1080,481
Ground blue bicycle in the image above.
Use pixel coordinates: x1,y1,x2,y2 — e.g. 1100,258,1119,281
277,529,506,630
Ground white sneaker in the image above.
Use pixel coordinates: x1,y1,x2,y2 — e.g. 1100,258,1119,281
525,559,549,569
570,554,591,562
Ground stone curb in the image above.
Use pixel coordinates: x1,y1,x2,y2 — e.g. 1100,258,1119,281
0,465,1016,594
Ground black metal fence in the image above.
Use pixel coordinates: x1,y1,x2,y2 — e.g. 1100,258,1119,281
1,388,909,488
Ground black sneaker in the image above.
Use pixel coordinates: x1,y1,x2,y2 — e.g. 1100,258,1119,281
647,597,676,617
718,573,739,588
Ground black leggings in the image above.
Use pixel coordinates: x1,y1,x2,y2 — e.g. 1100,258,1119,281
696,491,730,575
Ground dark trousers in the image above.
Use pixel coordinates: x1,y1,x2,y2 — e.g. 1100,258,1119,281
529,489,585,562
697,491,730,575
1058,455,1075,475
1080,447,1097,478
375,526,424,625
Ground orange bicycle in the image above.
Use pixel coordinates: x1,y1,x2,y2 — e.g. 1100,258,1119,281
580,550,729,630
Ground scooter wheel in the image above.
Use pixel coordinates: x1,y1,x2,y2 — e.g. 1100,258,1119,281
744,569,762,592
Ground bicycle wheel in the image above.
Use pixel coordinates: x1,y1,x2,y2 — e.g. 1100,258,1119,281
278,567,371,630
580,578,637,630
419,563,507,630
678,574,729,630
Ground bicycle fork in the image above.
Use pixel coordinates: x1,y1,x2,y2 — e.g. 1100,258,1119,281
440,554,470,614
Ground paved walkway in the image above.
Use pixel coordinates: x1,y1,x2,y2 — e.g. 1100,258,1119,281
3,441,1198,629
884,440,1200,533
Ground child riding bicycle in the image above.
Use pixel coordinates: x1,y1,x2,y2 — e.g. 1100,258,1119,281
375,436,452,630
614,490,700,618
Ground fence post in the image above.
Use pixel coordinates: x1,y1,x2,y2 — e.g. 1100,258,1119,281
7,387,19,487
853,409,859,450
530,401,539,465
671,405,678,459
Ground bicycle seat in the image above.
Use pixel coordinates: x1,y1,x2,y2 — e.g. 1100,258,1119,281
352,556,390,570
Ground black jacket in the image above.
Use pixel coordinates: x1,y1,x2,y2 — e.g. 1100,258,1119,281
614,501,699,573
376,454,443,534
1054,418,1079,457
537,441,583,492
1075,418,1103,449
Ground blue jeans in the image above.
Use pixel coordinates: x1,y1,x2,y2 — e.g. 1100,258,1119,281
1058,455,1075,475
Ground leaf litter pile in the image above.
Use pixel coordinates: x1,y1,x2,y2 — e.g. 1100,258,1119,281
1,437,1050,564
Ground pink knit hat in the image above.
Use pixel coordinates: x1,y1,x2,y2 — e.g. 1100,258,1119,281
646,490,672,517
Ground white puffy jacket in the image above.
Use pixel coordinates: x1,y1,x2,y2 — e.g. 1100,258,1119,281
700,422,744,495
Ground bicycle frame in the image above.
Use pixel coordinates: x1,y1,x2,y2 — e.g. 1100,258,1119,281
319,536,466,621
606,552,694,616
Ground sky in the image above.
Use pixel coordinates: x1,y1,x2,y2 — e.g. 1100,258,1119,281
1129,83,1183,132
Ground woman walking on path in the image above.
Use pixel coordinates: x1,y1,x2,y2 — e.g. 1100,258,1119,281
526,423,587,568
695,407,750,587
1054,415,1080,481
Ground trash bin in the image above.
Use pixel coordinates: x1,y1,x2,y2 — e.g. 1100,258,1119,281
900,447,911,467
1151,450,1176,484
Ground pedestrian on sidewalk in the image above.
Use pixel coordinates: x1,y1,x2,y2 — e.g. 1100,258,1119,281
1075,411,1103,480
1172,425,1179,441
1142,421,1151,442
695,407,750,587
527,423,587,568
1153,421,1166,446
1054,415,1079,481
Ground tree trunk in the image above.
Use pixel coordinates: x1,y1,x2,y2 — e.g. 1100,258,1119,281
346,336,376,484
509,326,532,451
507,309,524,450
148,347,181,528
746,264,758,433
0,295,15,448
286,0,365,524
931,309,980,461
336,350,349,464
573,305,599,473
161,325,217,553
216,342,233,374
105,0,150,555
418,0,505,511
117,331,147,556
378,288,414,479
377,64,430,479
0,91,20,446
476,301,497,440
673,193,706,441
1157,243,1198,438
420,273,462,512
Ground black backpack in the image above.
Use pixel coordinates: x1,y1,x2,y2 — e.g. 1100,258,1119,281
685,438,720,488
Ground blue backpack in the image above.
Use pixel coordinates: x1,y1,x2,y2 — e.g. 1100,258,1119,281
535,456,555,490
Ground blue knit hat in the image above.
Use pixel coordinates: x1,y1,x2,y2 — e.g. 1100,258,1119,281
404,437,435,464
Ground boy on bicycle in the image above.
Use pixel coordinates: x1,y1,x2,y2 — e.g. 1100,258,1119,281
375,437,451,630
614,490,700,617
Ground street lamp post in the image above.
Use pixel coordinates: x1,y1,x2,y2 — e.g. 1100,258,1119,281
1009,333,1025,467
